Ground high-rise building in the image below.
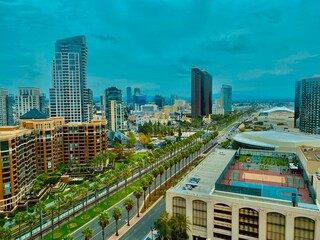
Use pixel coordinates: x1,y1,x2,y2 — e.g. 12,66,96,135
170,94,177,105
154,95,165,109
105,87,124,131
15,87,43,120
221,84,232,114
126,87,132,104
0,89,8,126
134,87,140,96
49,35,91,123
295,75,320,134
191,66,212,118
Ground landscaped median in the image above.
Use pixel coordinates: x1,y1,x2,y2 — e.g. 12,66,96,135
42,181,141,239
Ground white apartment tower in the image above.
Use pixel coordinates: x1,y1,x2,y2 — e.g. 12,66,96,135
15,87,41,120
50,36,91,123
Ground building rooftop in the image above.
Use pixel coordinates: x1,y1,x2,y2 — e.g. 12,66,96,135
170,148,318,210
299,146,320,162
20,108,48,120
172,149,237,196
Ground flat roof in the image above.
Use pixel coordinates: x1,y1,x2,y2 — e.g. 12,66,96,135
172,149,236,196
299,146,320,162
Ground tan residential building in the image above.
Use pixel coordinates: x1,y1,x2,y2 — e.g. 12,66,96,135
166,149,320,240
0,126,36,212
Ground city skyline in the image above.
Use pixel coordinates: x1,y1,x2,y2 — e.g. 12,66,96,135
0,1,319,100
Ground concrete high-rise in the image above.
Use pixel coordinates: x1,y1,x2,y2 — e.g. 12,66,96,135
15,87,43,120
49,36,91,123
191,66,212,118
295,75,320,134
154,95,165,109
105,87,124,131
0,89,9,126
221,84,232,114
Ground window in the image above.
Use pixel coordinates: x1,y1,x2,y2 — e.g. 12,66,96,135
172,197,186,216
193,200,207,227
267,212,285,240
294,217,315,240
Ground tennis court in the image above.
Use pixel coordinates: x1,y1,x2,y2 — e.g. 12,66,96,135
231,181,299,202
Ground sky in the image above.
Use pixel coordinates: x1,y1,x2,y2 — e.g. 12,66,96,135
0,0,319,100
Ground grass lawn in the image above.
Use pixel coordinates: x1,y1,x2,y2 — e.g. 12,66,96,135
238,155,288,166
42,181,141,240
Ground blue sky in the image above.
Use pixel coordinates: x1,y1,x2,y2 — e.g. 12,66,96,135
0,0,319,100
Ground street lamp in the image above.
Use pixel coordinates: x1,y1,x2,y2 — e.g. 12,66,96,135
150,226,154,240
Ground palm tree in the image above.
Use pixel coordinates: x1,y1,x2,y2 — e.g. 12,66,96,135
82,180,90,208
123,198,134,226
169,214,191,240
35,200,46,239
163,161,170,187
65,195,75,221
123,165,131,192
158,165,165,191
133,186,143,217
146,173,154,202
140,178,149,209
98,211,110,239
54,192,65,226
137,158,144,179
69,184,78,216
152,168,160,196
14,212,25,240
91,182,100,205
77,186,87,212
114,169,122,197
46,205,58,240
103,173,113,204
26,213,37,238
82,226,93,240
154,211,171,240
112,206,122,236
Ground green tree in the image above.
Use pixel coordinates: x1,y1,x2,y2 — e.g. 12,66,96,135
46,205,58,240
98,211,110,240
154,211,171,240
62,235,74,240
126,131,137,149
26,213,37,238
123,165,131,192
35,200,46,239
0,227,11,240
91,182,100,205
114,169,122,198
123,197,134,226
78,185,88,212
169,214,191,240
139,132,149,148
65,195,75,221
82,226,93,240
14,211,25,240
152,168,160,196
133,186,143,217
112,206,122,236
103,173,113,204
54,192,65,226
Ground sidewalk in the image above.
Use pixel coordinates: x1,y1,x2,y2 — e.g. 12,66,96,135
108,196,164,240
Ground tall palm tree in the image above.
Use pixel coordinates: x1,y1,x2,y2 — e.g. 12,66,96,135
152,168,159,196
163,161,170,187
137,158,144,179
169,214,191,240
133,186,143,217
91,182,100,205
98,211,110,240
26,213,37,238
158,165,165,191
103,173,113,205
154,211,171,240
146,173,154,202
82,226,93,240
140,177,149,210
123,165,131,192
82,180,90,208
112,206,122,236
46,205,58,240
54,192,65,226
69,185,78,216
123,198,134,226
35,200,46,239
14,211,25,240
65,195,74,221
114,169,122,197
77,186,87,212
